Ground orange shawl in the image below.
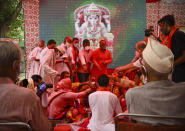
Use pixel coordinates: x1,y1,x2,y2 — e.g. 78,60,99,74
161,26,179,49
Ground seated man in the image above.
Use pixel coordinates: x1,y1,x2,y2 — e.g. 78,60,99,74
126,38,185,125
54,71,70,91
0,41,51,131
47,78,92,119
60,71,70,80
17,78,28,88
87,74,122,131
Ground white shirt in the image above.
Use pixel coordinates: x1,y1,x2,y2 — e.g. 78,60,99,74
28,47,44,78
88,91,122,131
39,48,58,85
79,48,93,65
67,46,75,65
40,47,48,61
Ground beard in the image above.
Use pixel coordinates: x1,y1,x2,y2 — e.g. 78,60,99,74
161,28,170,36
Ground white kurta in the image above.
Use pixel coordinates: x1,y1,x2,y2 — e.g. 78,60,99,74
66,46,75,65
39,48,58,85
88,91,122,131
28,47,44,78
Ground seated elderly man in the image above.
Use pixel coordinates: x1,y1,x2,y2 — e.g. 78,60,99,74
0,41,51,131
126,38,185,125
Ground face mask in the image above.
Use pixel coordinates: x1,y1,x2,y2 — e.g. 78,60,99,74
74,43,79,48
85,46,90,51
91,81,96,85
65,42,71,48
38,47,43,51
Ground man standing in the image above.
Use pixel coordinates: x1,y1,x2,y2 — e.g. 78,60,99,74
126,38,185,125
39,39,60,85
91,40,112,80
55,36,73,75
0,41,51,131
67,38,80,82
88,74,122,131
158,15,185,82
28,40,45,78
115,41,146,72
77,39,93,82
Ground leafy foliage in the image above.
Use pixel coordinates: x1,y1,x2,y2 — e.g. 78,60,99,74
0,0,24,46
6,9,24,46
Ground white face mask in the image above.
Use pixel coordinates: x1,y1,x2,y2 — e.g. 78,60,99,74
85,46,90,51
74,43,79,48
91,81,96,85
65,42,71,48
50,49,55,53
38,47,43,51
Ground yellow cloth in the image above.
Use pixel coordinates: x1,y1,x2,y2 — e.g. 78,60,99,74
27,78,35,92
72,82,80,90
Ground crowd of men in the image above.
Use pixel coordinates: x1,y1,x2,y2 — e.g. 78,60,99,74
28,37,112,85
0,14,185,131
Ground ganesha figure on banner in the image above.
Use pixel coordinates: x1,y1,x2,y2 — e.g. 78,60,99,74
74,3,114,51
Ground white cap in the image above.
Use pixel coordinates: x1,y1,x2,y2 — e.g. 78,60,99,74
142,38,174,73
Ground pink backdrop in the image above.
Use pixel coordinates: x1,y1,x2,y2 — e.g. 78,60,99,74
146,1,185,35
23,0,185,77
23,0,39,77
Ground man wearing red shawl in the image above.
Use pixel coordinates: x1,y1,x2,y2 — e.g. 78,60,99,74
158,15,185,82
66,38,79,82
91,40,112,81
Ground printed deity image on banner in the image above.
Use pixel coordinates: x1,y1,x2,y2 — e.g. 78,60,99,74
74,3,114,52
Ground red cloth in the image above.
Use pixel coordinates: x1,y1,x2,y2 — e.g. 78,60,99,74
146,0,161,3
161,26,179,49
107,68,115,75
47,91,87,118
73,46,79,64
121,98,127,112
144,37,149,44
78,118,91,130
96,87,110,92
54,125,71,131
91,48,112,80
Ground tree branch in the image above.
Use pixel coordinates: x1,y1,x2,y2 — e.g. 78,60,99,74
7,1,23,26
